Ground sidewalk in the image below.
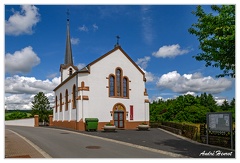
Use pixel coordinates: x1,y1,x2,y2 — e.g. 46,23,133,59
5,129,48,158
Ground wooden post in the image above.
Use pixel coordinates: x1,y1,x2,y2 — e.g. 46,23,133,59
34,115,39,127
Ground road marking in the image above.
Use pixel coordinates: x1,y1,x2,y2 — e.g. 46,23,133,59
7,129,52,158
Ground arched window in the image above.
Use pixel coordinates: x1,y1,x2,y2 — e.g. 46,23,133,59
72,84,76,109
109,75,115,97
123,77,128,97
60,93,62,112
69,68,73,76
65,89,68,111
55,96,58,113
116,68,122,96
108,68,129,98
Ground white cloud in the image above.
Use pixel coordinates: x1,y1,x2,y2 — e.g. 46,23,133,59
78,25,88,32
152,44,189,58
145,71,155,82
136,56,151,69
77,63,86,70
157,71,232,94
5,75,60,110
5,75,60,94
184,91,196,96
5,46,40,74
93,24,98,31
5,94,33,110
71,38,79,45
214,97,227,106
5,5,40,36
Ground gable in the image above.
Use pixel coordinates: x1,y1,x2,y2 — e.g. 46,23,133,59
86,46,145,76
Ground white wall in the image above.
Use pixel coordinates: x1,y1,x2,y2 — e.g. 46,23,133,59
85,48,148,122
54,48,149,123
5,118,34,127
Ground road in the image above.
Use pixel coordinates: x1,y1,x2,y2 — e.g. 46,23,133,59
5,126,176,158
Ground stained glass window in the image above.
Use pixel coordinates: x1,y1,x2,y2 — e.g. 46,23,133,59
116,69,122,96
123,77,127,97
110,76,115,96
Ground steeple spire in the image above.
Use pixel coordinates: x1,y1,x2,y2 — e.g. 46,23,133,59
64,9,73,65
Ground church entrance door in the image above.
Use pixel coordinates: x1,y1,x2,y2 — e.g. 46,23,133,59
114,111,124,128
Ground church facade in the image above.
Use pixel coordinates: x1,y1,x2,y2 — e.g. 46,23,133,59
53,18,149,131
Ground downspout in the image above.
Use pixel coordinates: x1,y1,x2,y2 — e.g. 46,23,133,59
75,73,78,129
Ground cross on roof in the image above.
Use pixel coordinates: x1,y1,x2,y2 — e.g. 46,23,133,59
66,9,70,21
115,35,120,47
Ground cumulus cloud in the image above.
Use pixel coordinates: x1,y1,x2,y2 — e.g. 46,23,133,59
136,56,151,69
5,5,40,36
5,75,60,110
71,38,79,45
152,44,189,58
5,94,33,110
5,75,60,94
78,25,88,32
5,46,40,74
157,71,232,94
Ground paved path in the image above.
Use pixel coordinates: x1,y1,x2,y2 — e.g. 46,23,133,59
81,128,235,158
5,125,235,158
5,126,174,158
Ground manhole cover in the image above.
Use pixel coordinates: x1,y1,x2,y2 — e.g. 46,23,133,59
86,146,101,149
60,133,69,134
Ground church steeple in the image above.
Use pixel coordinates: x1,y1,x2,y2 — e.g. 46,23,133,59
64,9,73,65
60,10,78,82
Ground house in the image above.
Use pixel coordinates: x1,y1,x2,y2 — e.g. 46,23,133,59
52,17,149,131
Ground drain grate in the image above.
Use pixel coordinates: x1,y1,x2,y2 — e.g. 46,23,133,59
86,146,101,149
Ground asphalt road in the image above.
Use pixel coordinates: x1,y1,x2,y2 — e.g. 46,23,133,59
5,126,175,158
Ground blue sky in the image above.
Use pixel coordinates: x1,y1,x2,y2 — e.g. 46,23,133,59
3,2,237,110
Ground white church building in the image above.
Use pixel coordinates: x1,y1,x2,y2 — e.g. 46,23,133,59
53,17,149,131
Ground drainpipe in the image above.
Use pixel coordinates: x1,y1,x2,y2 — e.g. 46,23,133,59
81,87,84,123
75,73,78,129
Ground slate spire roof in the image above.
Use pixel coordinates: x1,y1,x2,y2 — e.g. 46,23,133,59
64,12,73,65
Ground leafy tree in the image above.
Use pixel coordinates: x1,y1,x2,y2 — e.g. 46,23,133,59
31,92,52,122
189,5,235,78
220,99,230,111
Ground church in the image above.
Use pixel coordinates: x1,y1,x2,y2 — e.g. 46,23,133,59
52,17,149,131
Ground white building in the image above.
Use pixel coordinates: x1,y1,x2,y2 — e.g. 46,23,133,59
53,17,149,131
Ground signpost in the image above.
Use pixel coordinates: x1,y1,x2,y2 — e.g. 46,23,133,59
206,112,233,149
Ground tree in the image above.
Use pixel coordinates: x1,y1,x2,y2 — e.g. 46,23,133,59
189,5,235,78
31,92,52,122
